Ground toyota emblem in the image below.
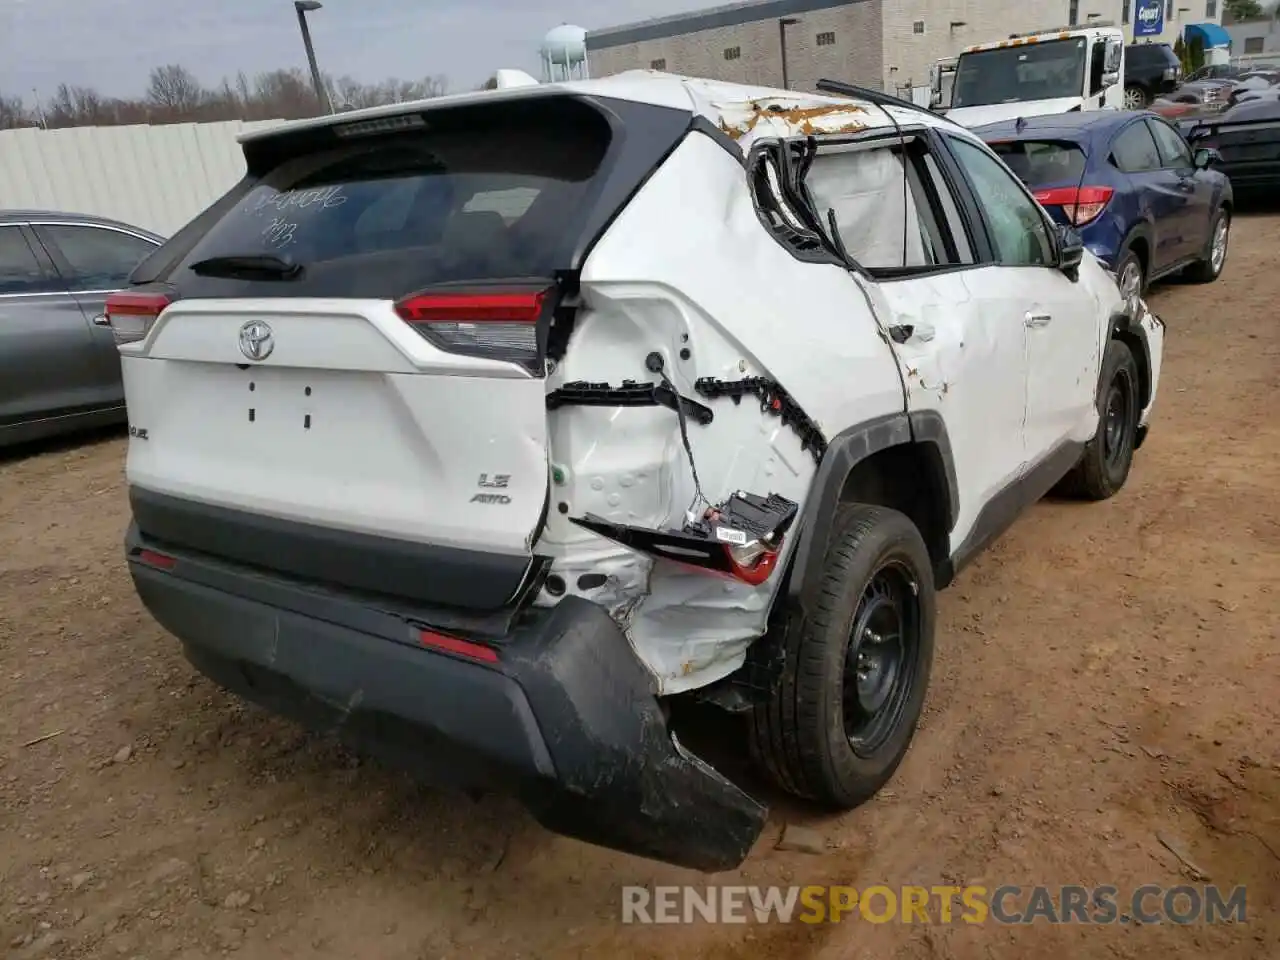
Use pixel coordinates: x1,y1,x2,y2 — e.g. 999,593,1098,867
238,320,275,361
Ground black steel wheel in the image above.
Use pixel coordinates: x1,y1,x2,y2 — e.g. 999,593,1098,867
1057,339,1141,501
842,562,921,758
750,504,935,808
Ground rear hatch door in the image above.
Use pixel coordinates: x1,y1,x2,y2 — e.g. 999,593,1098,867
119,94,653,614
985,137,1092,226
1200,115,1280,165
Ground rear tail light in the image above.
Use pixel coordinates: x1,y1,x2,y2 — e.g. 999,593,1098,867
394,288,551,368
104,291,172,345
723,541,781,586
1033,186,1115,226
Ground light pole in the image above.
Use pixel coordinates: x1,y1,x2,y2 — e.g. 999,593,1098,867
294,1,331,113
779,16,800,89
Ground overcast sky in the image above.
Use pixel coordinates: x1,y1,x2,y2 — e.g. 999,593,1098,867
0,0,712,104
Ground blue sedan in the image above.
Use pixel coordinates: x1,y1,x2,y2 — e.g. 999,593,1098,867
975,111,1232,303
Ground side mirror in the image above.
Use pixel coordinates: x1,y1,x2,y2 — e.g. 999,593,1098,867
1056,223,1084,280
1105,41,1123,73
1102,71,1120,88
1193,146,1221,169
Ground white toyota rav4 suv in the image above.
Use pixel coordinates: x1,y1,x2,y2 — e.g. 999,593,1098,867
113,71,1164,872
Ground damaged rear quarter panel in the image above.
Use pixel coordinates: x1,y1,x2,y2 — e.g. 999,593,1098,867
536,131,905,695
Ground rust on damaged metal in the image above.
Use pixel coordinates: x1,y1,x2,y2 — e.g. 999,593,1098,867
717,100,869,140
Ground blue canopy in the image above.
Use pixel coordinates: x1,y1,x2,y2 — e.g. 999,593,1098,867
1184,22,1232,49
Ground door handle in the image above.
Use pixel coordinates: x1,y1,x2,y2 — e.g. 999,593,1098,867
1024,312,1052,328
92,314,110,326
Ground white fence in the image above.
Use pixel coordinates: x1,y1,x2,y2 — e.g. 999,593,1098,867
0,119,288,237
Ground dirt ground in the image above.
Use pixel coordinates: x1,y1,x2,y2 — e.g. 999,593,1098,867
2,216,1278,960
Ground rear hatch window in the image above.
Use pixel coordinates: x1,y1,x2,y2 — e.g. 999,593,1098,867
986,139,1087,188
166,97,616,300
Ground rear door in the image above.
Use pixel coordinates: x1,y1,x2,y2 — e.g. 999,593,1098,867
1108,118,1179,273
944,134,1100,462
32,221,162,404
804,132,1030,548
0,224,104,427
1144,117,1202,262
116,94,683,613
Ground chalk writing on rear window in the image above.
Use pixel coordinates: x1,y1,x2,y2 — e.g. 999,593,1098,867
248,185,349,216
262,217,298,249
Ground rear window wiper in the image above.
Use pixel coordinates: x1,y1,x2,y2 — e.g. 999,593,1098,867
188,254,304,280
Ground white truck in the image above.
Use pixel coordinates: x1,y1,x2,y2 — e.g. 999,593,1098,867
933,23,1126,127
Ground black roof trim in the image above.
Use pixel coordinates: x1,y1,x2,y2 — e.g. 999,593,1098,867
587,0,869,51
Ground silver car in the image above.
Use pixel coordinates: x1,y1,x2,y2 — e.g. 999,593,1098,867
0,211,163,446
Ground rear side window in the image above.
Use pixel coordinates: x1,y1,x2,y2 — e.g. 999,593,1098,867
986,139,1087,187
173,100,614,298
1111,122,1162,172
40,225,158,290
0,227,53,295
1148,119,1193,168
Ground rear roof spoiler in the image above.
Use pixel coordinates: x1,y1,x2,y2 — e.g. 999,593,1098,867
491,69,541,90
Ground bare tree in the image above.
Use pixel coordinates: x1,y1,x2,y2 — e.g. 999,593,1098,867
252,68,323,119
17,63,452,130
147,64,205,113
0,92,32,129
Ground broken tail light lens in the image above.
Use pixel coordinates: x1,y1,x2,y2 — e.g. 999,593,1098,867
394,288,550,368
570,493,798,588
104,291,172,345
724,540,782,586
1033,186,1114,226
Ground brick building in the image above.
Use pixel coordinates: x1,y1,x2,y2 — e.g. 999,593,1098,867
585,0,1225,97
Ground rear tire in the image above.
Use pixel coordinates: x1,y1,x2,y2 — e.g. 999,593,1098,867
749,504,935,808
1124,85,1150,110
1185,207,1229,283
1114,248,1145,310
1057,339,1141,501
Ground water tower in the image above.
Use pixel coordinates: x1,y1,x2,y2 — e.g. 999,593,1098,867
541,24,589,82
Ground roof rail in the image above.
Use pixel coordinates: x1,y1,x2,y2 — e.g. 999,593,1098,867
1006,20,1116,38
815,79,944,119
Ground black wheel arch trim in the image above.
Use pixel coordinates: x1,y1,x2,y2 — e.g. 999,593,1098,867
1119,222,1154,276
1108,308,1153,412
785,411,959,614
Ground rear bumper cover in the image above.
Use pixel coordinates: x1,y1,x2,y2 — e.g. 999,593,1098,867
125,525,765,872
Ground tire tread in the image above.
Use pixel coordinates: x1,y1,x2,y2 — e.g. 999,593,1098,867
750,504,933,807
1058,339,1139,500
